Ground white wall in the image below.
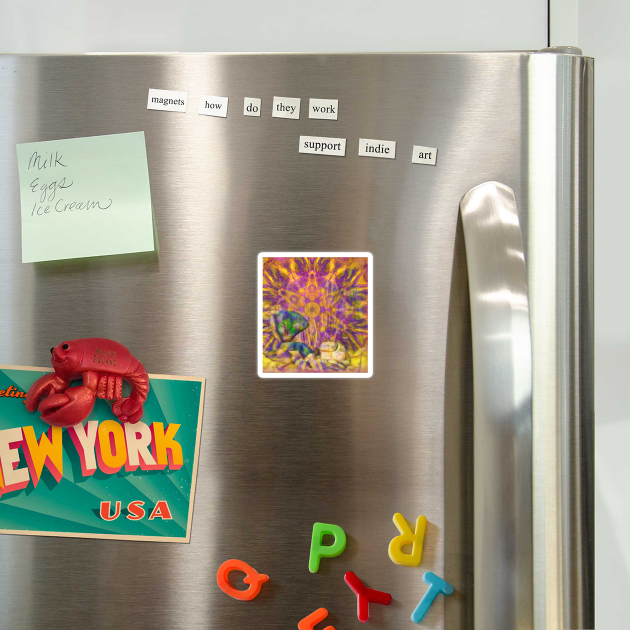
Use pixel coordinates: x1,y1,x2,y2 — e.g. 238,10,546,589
0,0,547,53
577,1,629,627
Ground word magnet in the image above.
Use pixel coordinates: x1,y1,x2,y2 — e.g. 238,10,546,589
147,88,187,112
216,559,269,601
244,97,261,116
272,96,300,119
411,145,438,165
388,512,427,566
309,522,346,573
344,571,392,622
358,138,396,159
299,136,346,157
198,95,228,118
308,98,338,120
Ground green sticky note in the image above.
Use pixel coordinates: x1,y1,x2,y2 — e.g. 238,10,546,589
16,132,154,263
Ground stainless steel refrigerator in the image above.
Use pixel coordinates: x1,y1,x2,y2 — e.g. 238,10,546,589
0,50,593,629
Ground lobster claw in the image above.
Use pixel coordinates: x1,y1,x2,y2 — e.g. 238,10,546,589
112,398,144,424
37,386,96,428
25,373,66,413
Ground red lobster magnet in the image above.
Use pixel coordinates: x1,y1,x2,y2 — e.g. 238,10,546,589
26,338,149,428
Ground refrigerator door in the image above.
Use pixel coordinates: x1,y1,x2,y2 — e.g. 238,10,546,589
0,52,593,629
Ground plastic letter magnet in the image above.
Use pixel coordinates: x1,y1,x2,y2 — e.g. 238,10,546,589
298,607,335,630
309,522,347,573
410,571,454,623
388,512,427,567
344,571,392,622
216,559,269,601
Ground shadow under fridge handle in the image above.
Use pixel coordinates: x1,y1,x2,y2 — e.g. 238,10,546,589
459,182,533,629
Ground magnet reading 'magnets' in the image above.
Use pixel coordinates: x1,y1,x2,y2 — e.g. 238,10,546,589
25,338,149,428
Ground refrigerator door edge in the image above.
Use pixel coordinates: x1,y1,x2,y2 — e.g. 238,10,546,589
527,52,595,630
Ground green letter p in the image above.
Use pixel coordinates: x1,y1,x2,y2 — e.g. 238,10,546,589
308,522,347,573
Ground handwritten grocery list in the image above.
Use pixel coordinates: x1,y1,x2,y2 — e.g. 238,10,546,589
16,132,154,263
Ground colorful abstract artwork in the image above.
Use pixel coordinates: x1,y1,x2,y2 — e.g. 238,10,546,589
258,253,372,377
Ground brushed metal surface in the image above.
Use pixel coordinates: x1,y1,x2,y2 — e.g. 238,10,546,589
0,52,593,629
460,182,533,630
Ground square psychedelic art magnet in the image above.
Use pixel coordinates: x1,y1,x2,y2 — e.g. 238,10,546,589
258,253,373,378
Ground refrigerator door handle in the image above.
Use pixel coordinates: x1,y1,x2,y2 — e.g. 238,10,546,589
460,181,533,629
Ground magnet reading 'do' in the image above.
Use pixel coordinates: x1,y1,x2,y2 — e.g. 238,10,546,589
26,338,149,427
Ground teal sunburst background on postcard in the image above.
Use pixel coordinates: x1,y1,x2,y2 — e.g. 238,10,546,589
0,367,204,542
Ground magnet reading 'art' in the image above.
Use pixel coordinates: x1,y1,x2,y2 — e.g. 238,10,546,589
25,338,149,427
216,559,269,601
